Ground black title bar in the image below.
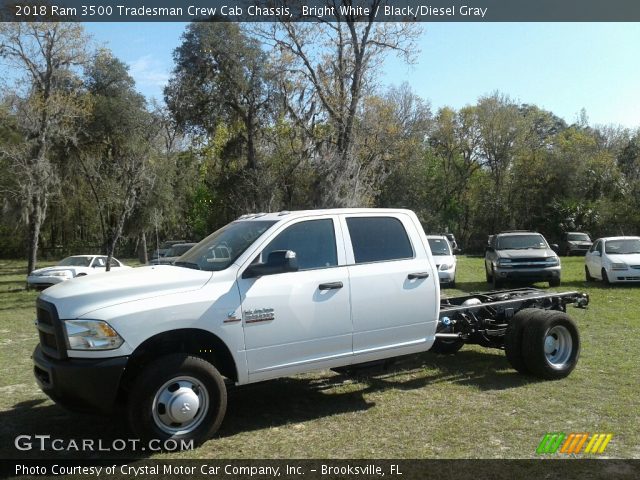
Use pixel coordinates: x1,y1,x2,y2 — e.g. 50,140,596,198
2,0,640,22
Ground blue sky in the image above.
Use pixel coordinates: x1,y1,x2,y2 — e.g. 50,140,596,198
85,22,640,128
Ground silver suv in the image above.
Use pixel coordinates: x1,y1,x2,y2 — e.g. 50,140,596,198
484,231,561,289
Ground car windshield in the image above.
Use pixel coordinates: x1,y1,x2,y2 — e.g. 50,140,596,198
175,220,277,271
497,234,547,250
57,256,92,267
168,244,195,256
428,238,451,256
568,233,590,241
605,239,640,255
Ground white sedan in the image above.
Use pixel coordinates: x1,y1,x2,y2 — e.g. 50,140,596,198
585,236,640,284
427,235,457,288
27,255,130,290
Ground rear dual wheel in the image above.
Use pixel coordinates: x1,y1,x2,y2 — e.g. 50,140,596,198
504,309,580,380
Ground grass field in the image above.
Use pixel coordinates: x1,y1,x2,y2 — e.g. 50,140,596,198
0,256,638,459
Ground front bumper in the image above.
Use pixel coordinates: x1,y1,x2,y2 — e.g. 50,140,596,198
32,345,128,414
27,276,67,289
437,271,455,283
494,266,561,282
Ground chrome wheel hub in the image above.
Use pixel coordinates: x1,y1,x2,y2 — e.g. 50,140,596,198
152,376,209,435
544,325,573,369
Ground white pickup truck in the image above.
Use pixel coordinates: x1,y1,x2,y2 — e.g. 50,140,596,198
32,209,588,446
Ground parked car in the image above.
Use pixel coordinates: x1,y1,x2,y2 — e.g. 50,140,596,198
427,235,457,288
485,231,561,289
559,232,592,256
585,236,640,284
27,255,130,290
149,243,197,265
149,240,187,261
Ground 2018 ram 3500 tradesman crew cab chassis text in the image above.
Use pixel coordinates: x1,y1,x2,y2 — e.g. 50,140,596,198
32,209,588,446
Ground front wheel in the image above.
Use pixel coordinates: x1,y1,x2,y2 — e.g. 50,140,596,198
127,354,227,447
521,310,580,380
601,268,611,285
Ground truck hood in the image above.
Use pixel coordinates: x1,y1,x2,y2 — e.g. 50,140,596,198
39,266,213,319
498,248,557,259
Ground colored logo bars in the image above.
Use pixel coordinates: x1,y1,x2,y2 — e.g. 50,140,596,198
537,433,613,454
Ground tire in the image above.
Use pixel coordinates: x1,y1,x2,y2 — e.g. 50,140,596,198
601,268,611,285
127,353,227,448
429,337,464,355
492,268,503,289
521,310,580,380
585,266,594,282
449,279,456,289
549,277,561,287
485,263,492,282
504,308,547,374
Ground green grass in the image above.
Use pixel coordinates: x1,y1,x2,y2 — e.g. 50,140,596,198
0,256,638,459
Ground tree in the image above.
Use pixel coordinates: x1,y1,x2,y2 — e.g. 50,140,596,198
77,50,159,270
257,5,422,206
0,22,89,273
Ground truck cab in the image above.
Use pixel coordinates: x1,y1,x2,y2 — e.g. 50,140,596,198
33,209,439,444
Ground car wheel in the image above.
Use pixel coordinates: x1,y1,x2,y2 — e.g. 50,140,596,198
585,266,594,282
521,310,580,380
492,268,503,289
601,268,611,285
449,279,456,289
549,277,561,287
486,267,492,283
127,353,227,448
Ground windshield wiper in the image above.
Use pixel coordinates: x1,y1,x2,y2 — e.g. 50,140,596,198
173,261,202,270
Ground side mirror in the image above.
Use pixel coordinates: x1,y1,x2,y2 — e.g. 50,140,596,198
454,247,462,254
550,243,560,253
243,250,299,278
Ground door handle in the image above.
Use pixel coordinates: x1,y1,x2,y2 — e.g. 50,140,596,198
319,282,343,291
408,272,430,280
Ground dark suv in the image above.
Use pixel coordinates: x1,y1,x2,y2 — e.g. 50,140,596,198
559,232,592,256
484,231,561,289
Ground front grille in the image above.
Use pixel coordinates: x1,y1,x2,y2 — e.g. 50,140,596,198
507,258,549,269
36,300,66,360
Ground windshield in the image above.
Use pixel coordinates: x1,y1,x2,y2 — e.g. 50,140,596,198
58,256,92,267
497,234,547,250
168,244,195,256
568,233,590,241
175,220,277,271
605,239,640,255
428,238,451,256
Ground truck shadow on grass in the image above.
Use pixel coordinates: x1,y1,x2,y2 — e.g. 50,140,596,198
220,349,537,438
0,350,537,457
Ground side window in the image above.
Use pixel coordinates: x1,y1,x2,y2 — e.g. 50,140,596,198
346,217,413,264
109,258,120,267
94,257,106,267
261,219,338,270
588,241,597,253
597,241,603,254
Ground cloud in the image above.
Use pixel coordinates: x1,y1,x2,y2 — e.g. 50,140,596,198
128,55,170,98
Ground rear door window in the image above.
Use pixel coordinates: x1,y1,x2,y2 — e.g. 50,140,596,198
346,217,414,264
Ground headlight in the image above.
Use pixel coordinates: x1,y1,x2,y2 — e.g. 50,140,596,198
497,259,512,267
49,271,71,277
611,263,628,271
64,320,124,350
439,263,453,271
545,257,560,266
